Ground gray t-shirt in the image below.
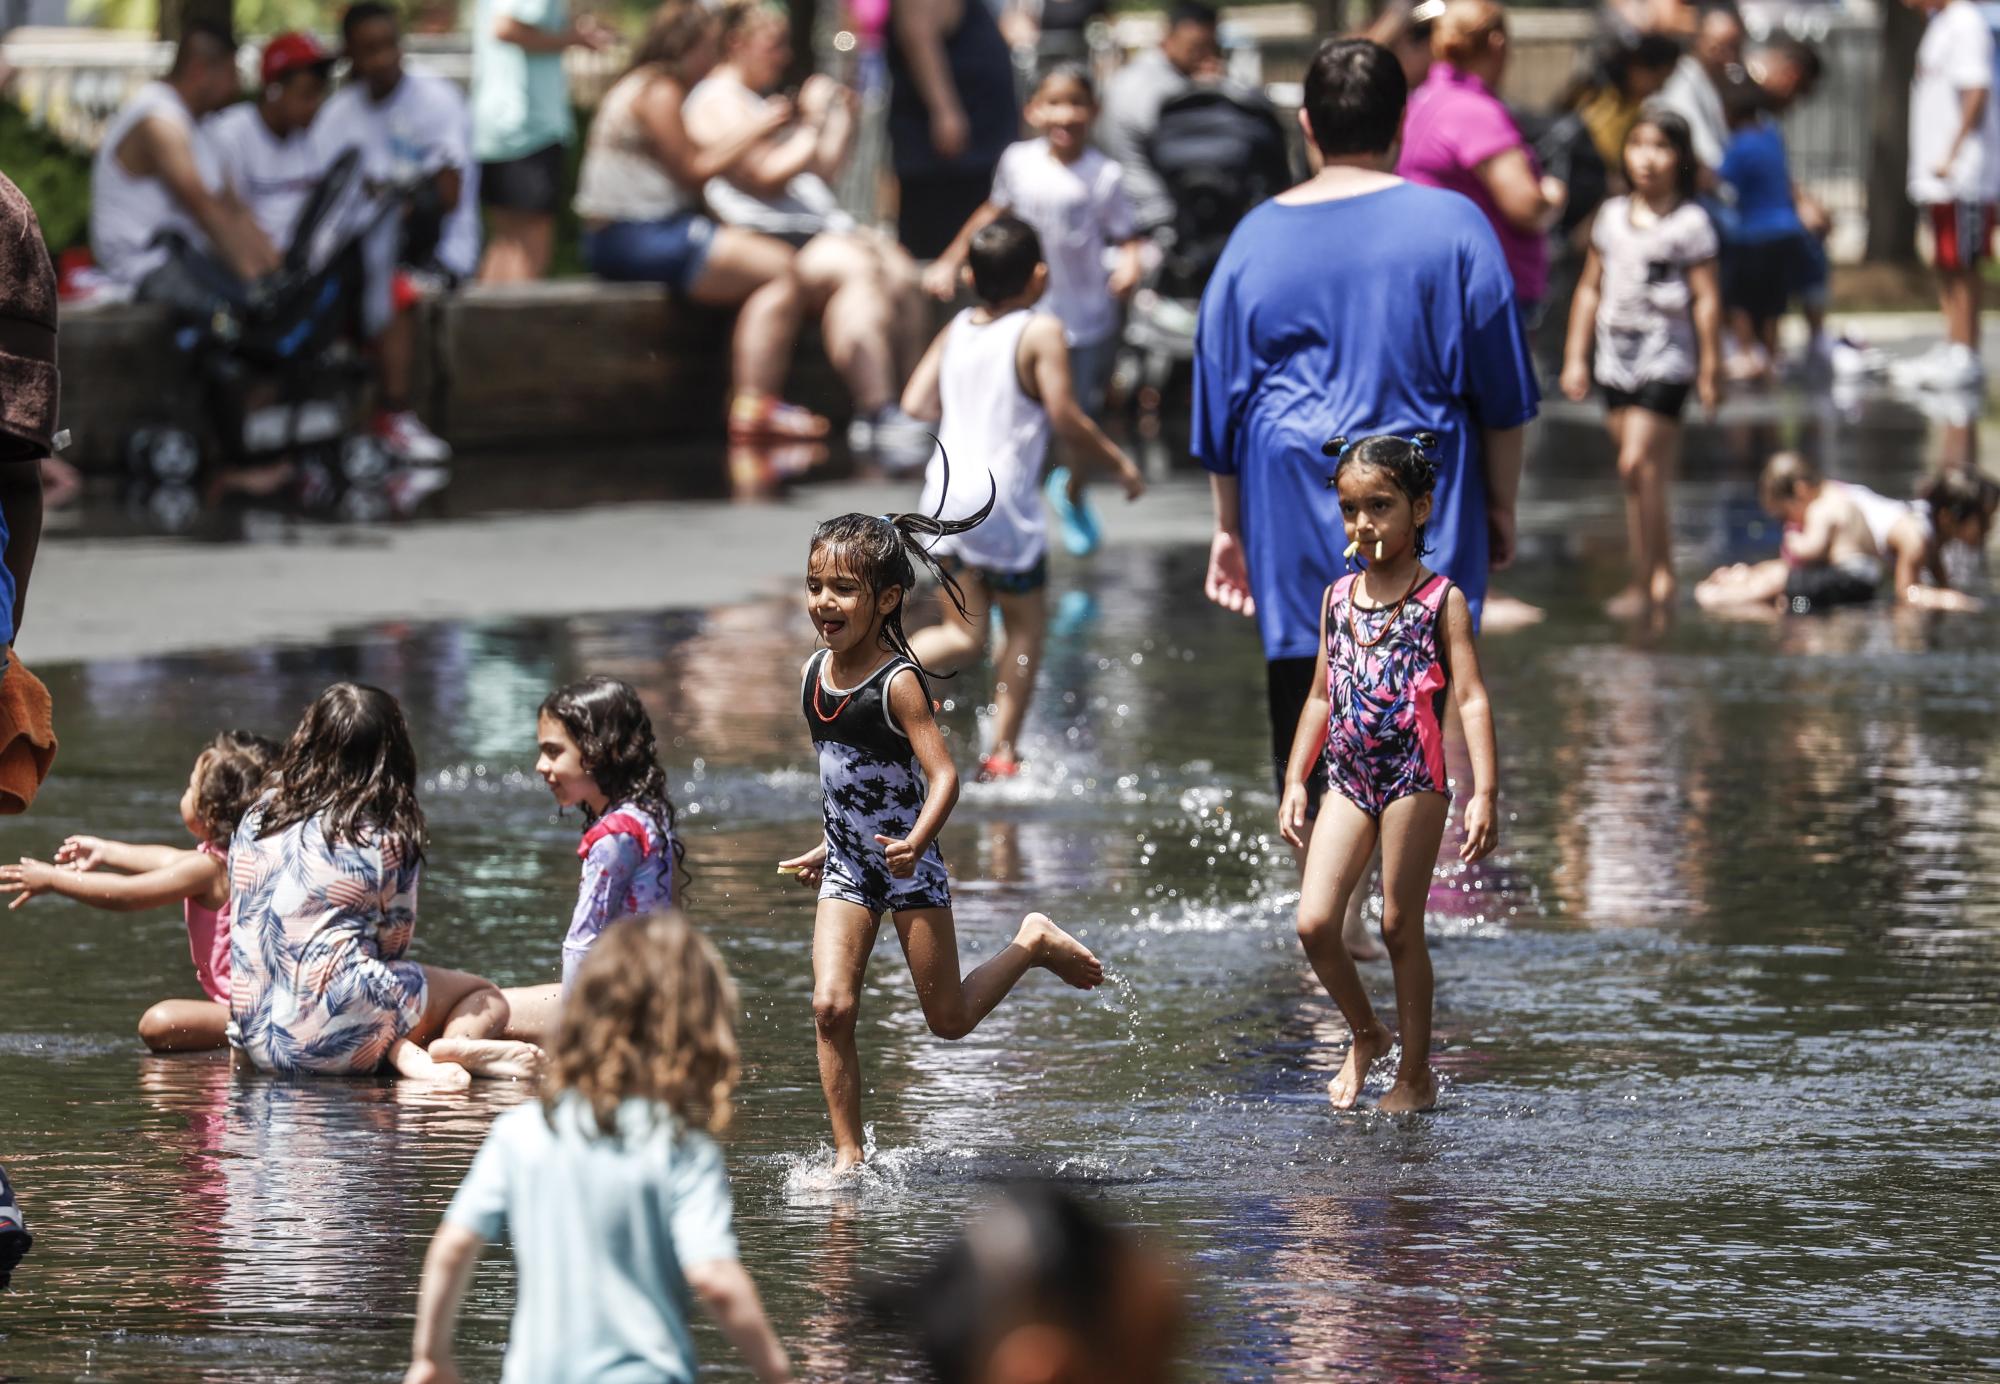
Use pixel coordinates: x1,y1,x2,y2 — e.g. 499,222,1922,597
1590,195,1719,392
1096,48,1190,232
445,1095,739,1384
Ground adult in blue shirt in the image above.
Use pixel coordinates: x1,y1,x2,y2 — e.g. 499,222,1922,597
0,170,52,662
1193,38,1537,893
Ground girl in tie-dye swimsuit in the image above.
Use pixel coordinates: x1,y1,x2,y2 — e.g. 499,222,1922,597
1278,433,1503,1118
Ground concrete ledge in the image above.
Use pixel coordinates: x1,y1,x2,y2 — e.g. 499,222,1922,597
55,279,849,470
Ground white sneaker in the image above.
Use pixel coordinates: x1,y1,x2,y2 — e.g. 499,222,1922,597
1889,342,1985,392
373,410,453,465
868,405,935,474
1830,335,1886,381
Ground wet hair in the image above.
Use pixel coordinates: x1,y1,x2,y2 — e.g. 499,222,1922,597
1758,450,1822,510
1302,38,1408,158
627,0,714,77
808,452,997,681
1033,62,1097,106
257,683,426,863
967,214,1043,304
547,911,740,1136
538,677,688,898
1168,1,1219,30
1431,0,1505,67
170,21,236,76
1921,467,2000,524
1627,103,1701,204
868,1184,1137,1384
192,729,281,845
341,1,397,43
1322,432,1441,556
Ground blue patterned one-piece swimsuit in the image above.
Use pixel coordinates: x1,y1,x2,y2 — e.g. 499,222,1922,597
1324,571,1454,818
802,649,952,915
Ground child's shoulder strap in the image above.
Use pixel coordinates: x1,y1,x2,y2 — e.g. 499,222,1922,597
579,808,656,862
1415,571,1453,612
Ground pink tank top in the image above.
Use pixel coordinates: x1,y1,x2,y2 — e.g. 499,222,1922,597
185,840,231,1005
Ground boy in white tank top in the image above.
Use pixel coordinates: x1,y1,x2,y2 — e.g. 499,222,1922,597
903,214,1145,780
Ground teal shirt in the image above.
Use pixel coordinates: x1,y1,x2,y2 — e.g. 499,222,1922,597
471,0,574,162
445,1095,740,1384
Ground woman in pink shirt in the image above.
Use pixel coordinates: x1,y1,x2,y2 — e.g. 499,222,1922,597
1396,0,1566,313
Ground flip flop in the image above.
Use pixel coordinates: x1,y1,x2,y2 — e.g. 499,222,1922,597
729,394,831,442
1043,467,1101,556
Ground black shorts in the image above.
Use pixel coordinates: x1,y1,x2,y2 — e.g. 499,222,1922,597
1784,561,1880,614
938,553,1049,595
1267,656,1327,815
1721,236,1800,329
1600,379,1690,420
479,143,566,216
896,167,997,260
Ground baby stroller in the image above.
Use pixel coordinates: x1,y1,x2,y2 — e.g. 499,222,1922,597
1118,83,1295,425
125,149,402,525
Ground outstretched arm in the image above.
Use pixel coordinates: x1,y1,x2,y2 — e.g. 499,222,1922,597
1024,315,1143,497
56,835,186,875
1,850,221,912
921,200,1002,299
878,668,959,875
1440,587,1498,863
900,324,950,422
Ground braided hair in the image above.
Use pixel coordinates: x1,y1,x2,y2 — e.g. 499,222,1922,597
1322,431,1441,557
808,446,996,681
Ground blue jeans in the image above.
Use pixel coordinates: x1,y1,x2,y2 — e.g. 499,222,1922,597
581,214,717,293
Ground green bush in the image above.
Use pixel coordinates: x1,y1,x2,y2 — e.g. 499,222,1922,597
0,104,93,256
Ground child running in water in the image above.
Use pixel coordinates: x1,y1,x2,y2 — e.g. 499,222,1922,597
1561,107,1723,620
405,913,793,1384
905,214,1144,779
1281,435,1499,1114
502,676,687,1042
922,65,1145,557
779,499,1104,1170
1,731,277,1052
230,683,542,1087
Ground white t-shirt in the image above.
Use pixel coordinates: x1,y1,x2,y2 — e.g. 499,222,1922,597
919,308,1053,574
320,67,482,278
1590,195,1720,391
989,138,1135,347
89,82,224,286
205,101,335,252
1908,0,2000,204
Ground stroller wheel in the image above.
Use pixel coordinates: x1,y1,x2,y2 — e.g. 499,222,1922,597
337,486,391,524
144,484,202,534
127,427,202,483
339,434,391,488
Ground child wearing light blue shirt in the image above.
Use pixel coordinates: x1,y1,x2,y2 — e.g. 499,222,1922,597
405,914,791,1384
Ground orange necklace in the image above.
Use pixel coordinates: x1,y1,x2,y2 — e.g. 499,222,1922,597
1348,569,1427,650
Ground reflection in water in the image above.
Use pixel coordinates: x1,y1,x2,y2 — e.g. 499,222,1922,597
6,406,2000,1377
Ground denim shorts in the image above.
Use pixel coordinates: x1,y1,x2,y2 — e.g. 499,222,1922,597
581,214,718,294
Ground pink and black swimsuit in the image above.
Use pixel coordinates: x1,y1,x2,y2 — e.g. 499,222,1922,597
1324,571,1454,818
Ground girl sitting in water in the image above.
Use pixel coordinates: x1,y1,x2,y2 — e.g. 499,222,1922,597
779,492,1104,1171
1281,434,1500,1114
501,676,688,1043
229,683,542,1088
404,913,793,1384
1,730,277,1053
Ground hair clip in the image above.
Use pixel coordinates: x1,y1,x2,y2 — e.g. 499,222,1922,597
1407,431,1438,451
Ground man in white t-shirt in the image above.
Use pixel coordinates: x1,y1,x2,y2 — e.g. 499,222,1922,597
1657,1,1743,174
1895,0,2000,391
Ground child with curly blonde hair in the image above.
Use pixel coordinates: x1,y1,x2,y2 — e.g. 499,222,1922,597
404,912,792,1384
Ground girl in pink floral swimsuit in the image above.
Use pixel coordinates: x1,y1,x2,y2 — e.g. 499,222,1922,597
1278,433,1502,1117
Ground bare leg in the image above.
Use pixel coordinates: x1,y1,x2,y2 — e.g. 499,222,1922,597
797,235,896,415
1288,832,1386,962
987,586,1048,767
892,907,1102,1043
409,965,543,1081
906,571,991,676
1941,266,1981,350
1696,557,1790,611
137,998,229,1053
500,983,563,1045
1636,411,1680,610
1609,408,1679,616
1295,794,1392,1108
375,306,417,410
688,227,807,401
478,210,553,284
812,899,881,1170
1375,792,1449,1114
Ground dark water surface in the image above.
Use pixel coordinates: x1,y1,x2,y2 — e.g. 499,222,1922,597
4,400,1999,1380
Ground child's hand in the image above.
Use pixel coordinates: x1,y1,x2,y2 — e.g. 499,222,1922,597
1697,369,1723,417
55,835,106,871
920,258,960,301
1559,359,1591,403
777,843,827,889
0,858,57,908
1278,782,1310,849
1116,456,1146,501
874,834,920,878
1108,256,1143,301
1459,795,1497,864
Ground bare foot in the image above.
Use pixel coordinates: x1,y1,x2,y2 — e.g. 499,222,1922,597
429,1037,545,1081
1341,909,1387,962
1604,586,1650,620
1649,571,1679,610
832,1147,866,1174
1377,1069,1438,1114
1327,1024,1391,1110
424,1061,473,1091
1480,592,1547,633
1020,913,1104,989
